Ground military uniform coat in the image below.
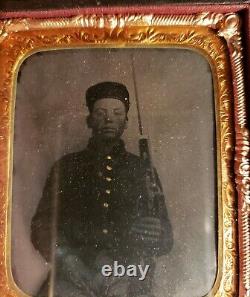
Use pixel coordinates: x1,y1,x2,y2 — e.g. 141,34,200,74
31,138,173,296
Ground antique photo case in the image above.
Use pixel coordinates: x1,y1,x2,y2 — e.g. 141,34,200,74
13,48,216,297
0,10,249,297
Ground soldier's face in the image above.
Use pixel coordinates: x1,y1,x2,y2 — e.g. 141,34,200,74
88,98,128,140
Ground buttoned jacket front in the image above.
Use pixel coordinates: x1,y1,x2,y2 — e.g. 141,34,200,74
31,138,172,273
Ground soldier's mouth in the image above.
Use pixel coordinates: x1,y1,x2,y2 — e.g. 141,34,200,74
102,127,116,132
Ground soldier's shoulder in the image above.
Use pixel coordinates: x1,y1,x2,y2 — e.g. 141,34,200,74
52,149,89,168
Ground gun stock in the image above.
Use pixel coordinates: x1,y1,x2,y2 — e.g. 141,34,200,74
139,137,159,217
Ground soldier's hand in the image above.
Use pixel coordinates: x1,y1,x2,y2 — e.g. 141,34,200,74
130,217,163,243
63,253,93,281
55,249,98,296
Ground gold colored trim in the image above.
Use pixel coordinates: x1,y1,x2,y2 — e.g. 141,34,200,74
0,12,247,297
0,13,234,33
218,13,250,297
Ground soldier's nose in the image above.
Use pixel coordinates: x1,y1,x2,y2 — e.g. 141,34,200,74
105,113,114,122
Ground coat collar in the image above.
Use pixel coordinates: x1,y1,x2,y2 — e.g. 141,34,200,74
86,137,127,159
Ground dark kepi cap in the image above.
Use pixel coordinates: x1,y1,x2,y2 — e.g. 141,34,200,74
86,81,130,112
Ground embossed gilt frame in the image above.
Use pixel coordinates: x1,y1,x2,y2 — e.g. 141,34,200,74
0,11,249,297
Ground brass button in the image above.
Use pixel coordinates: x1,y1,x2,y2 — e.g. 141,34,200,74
105,189,111,194
106,155,112,160
103,229,108,234
106,165,112,171
106,177,112,182
103,202,109,208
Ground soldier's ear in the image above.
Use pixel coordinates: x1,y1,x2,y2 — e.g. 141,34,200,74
124,116,128,129
86,115,92,128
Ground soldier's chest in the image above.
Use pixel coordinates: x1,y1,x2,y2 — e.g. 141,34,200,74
63,159,140,215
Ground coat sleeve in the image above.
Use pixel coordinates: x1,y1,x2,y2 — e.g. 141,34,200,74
31,162,69,262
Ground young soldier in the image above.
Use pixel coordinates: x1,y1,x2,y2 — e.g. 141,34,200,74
31,81,173,297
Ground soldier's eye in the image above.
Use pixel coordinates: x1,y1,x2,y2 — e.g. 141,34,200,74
94,110,106,117
114,110,124,116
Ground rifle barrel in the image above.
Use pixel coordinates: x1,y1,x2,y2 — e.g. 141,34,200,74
131,54,143,136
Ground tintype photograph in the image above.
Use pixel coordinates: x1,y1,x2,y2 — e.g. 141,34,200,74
12,48,217,297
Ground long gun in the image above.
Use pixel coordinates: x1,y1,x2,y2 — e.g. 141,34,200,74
131,55,159,217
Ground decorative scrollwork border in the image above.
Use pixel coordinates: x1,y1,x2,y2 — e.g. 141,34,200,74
0,12,248,297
